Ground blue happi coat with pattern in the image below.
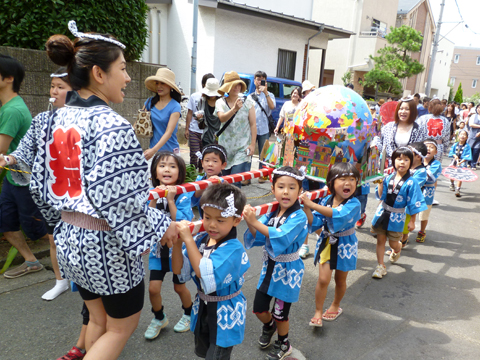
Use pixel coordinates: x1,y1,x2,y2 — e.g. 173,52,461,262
423,159,442,205
244,202,308,303
310,196,361,272
178,229,250,348
11,92,171,295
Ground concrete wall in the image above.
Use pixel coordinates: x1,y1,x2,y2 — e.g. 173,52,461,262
450,47,480,98
0,46,166,149
430,38,455,100
213,8,328,84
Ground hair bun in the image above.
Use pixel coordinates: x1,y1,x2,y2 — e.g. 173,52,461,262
46,35,75,66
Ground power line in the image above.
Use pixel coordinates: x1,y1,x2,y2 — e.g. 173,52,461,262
453,0,480,36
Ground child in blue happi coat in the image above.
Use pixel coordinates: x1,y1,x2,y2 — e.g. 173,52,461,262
449,129,473,197
191,144,228,218
371,147,427,279
300,162,361,327
243,166,308,360
416,139,442,243
172,183,250,360
400,142,428,247
145,151,194,339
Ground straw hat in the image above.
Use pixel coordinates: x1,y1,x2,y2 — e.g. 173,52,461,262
302,80,315,92
145,68,181,94
218,71,246,95
378,99,385,105
202,78,221,97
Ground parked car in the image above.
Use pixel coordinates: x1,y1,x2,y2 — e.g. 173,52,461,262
220,72,302,124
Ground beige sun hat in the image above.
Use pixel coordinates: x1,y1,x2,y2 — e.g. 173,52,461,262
218,71,247,95
302,80,315,92
202,78,221,97
145,68,181,94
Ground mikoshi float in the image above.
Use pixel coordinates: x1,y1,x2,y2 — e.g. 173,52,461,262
261,85,383,183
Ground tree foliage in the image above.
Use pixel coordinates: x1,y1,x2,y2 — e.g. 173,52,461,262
465,92,480,105
454,83,463,103
362,25,425,95
0,0,149,61
341,71,352,86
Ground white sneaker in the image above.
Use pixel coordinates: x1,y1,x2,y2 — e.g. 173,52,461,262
389,250,401,263
372,264,387,279
299,244,309,259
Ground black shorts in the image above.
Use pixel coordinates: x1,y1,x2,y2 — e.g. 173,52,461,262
195,307,233,359
81,302,90,325
76,280,144,319
253,290,292,322
150,270,183,284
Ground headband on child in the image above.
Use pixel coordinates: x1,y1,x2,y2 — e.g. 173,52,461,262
408,146,426,159
50,73,68,78
273,166,306,181
68,20,126,49
201,192,240,218
396,146,414,154
198,145,227,161
400,95,414,102
424,141,438,150
329,172,356,183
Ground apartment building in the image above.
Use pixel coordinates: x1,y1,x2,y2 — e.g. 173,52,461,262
449,46,480,98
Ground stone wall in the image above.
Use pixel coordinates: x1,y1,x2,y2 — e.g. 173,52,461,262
0,46,187,149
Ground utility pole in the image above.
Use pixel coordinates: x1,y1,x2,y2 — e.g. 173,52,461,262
425,0,445,97
190,0,198,95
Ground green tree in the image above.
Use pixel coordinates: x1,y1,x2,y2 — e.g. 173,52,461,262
362,25,425,95
0,0,148,61
341,71,352,86
454,83,463,103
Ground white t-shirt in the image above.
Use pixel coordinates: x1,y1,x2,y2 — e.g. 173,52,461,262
186,92,203,134
394,127,412,147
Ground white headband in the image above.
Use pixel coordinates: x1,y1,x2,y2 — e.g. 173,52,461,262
330,172,355,182
201,193,240,218
68,20,126,49
400,95,414,102
408,146,426,159
50,73,68,78
200,145,227,161
273,166,306,181
424,141,438,150
396,146,413,153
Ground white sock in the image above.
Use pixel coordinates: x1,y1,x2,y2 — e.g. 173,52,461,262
42,279,69,300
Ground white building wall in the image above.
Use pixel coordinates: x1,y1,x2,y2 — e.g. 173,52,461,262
213,8,328,84
430,38,455,100
231,0,314,20
195,6,217,92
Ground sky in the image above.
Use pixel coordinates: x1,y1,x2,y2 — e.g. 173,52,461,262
430,0,480,48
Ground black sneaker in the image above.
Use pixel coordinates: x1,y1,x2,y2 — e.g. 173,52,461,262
266,340,292,360
258,323,277,349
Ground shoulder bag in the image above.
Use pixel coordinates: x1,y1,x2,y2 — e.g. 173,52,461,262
214,98,237,144
252,93,275,135
133,97,153,138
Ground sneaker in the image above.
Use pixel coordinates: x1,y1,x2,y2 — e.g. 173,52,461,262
372,264,387,279
266,340,292,360
258,322,277,349
145,316,169,340
432,199,439,206
258,176,269,184
299,244,309,259
173,314,191,333
56,346,85,360
416,231,426,243
473,166,477,171
241,179,251,186
455,188,461,197
3,261,43,279
449,184,455,191
389,249,401,263
356,213,367,228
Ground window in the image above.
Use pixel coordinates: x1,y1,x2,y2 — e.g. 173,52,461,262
477,56,480,65
371,19,387,37
283,84,298,99
450,77,456,86
267,82,280,98
277,49,296,80
239,77,251,94
473,79,478,88
454,54,460,63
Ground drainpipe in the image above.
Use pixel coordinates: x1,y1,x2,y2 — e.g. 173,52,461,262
191,0,199,95
305,25,324,80
150,7,159,64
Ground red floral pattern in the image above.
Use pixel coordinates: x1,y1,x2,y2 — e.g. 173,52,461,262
48,127,82,198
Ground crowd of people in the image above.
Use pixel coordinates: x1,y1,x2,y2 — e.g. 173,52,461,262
0,22,479,360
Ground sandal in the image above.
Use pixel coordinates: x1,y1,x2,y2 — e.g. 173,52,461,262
322,308,343,322
309,318,323,327
401,239,409,248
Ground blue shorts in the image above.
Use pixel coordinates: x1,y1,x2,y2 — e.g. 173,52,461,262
0,180,47,239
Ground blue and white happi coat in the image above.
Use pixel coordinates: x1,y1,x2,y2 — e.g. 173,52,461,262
149,192,194,272
372,173,428,232
423,159,442,205
178,229,250,348
449,142,473,167
310,196,361,272
244,201,308,303
11,92,171,295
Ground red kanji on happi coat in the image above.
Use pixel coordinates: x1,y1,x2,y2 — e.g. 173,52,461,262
427,118,444,137
48,126,82,198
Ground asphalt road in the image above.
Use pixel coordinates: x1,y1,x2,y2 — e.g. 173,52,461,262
1,155,480,360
